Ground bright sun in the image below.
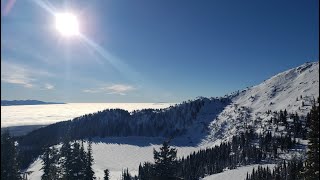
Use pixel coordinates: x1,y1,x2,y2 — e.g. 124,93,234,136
55,12,79,37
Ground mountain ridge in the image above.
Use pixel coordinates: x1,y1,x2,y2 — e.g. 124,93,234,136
1,100,65,106
203,61,319,145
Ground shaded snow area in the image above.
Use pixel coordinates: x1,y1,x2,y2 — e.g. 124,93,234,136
204,62,319,144
27,137,201,180
180,98,231,145
202,164,276,180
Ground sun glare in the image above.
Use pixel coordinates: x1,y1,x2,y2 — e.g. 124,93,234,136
55,12,79,37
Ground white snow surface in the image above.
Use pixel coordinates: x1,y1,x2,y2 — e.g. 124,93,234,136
27,137,200,180
233,62,318,114
202,164,276,180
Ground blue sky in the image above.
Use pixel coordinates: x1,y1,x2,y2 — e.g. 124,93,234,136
1,0,319,103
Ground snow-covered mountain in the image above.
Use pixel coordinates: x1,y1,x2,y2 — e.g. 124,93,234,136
203,61,318,145
23,61,319,180
234,61,318,114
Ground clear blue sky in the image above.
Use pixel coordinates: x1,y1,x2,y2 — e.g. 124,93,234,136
1,0,319,103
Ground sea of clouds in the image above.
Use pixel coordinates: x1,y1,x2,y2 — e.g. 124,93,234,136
1,103,173,127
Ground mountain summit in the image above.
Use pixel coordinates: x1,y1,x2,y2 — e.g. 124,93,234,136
205,61,319,144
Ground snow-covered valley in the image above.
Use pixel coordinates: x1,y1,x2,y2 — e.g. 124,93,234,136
27,137,201,180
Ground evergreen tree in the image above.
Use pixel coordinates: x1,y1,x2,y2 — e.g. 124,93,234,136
60,140,73,179
122,168,132,180
41,146,59,180
284,109,288,118
70,142,86,179
139,162,154,180
304,97,319,180
153,140,178,179
138,163,144,180
246,160,304,180
60,141,85,179
84,141,95,180
104,169,110,180
1,131,21,180
80,141,88,179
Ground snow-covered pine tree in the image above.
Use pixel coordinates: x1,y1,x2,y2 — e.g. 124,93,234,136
104,169,110,180
153,140,178,179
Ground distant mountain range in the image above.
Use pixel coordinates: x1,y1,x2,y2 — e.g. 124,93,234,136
1,100,65,106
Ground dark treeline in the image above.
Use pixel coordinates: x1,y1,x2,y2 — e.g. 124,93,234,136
268,109,308,139
1,130,96,180
137,127,296,180
245,160,304,180
303,97,319,180
41,140,95,180
17,97,230,169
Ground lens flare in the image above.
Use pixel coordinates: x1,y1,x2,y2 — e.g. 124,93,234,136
55,12,79,37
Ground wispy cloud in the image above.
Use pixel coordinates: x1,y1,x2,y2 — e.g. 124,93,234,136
1,61,35,88
44,83,54,90
1,60,53,88
83,84,136,95
83,89,100,93
104,84,136,95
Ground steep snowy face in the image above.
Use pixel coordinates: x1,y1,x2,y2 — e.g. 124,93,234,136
204,62,319,145
233,62,319,115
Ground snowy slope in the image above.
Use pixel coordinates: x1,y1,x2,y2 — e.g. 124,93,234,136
202,164,276,180
204,62,319,144
233,62,318,114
